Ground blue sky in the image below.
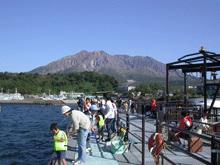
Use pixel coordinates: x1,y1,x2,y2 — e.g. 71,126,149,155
1,0,219,73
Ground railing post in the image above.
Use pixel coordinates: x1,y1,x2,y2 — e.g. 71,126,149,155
117,109,120,136
125,112,130,141
156,119,159,133
142,114,145,165
199,106,202,119
211,135,217,164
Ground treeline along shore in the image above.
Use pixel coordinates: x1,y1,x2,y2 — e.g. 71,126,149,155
0,99,66,106
0,72,119,95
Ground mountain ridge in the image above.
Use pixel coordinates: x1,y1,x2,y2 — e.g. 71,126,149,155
30,50,180,85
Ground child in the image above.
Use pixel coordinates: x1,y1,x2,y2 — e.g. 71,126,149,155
124,101,128,112
50,123,67,165
89,105,105,142
96,109,105,143
199,115,211,133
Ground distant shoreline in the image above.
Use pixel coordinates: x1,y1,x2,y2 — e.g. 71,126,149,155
0,99,76,106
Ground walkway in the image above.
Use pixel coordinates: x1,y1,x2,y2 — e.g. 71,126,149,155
64,135,119,165
55,113,212,165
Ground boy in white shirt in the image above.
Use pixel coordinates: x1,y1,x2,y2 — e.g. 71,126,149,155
199,115,210,133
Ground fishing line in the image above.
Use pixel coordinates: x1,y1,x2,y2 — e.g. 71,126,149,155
59,117,68,125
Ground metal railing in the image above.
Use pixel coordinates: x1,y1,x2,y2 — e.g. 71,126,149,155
117,110,146,165
160,123,220,165
118,100,220,165
117,109,178,165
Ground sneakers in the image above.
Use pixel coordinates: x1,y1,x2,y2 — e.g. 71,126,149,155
74,161,83,165
179,144,184,149
86,148,92,153
72,160,83,165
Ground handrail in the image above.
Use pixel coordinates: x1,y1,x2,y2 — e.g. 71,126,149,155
192,120,220,127
119,116,143,130
163,123,220,144
159,153,176,165
118,106,220,165
128,131,142,142
117,111,146,165
164,141,211,165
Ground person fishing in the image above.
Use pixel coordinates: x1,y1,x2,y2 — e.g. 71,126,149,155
61,105,90,165
50,123,67,165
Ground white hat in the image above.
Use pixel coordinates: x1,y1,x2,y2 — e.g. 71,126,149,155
61,105,71,114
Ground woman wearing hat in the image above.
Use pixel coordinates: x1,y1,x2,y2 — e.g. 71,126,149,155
61,105,91,165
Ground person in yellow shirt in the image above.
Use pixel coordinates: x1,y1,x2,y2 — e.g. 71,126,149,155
124,101,128,112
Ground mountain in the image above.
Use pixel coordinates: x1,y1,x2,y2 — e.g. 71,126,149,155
29,50,182,85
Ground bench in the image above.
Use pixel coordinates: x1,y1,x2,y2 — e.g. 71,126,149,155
168,131,203,153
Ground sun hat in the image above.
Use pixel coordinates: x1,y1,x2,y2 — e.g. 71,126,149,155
90,104,100,111
61,105,72,114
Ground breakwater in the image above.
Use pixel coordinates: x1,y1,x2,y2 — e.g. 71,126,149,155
0,99,66,106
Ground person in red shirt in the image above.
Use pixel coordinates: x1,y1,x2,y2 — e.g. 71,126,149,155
151,100,157,117
85,98,91,111
171,111,192,148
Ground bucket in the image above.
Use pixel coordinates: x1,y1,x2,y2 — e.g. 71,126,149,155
111,140,125,155
111,134,125,155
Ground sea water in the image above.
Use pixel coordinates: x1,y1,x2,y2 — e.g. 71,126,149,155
0,104,76,165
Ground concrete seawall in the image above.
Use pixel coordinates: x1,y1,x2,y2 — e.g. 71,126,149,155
0,99,66,106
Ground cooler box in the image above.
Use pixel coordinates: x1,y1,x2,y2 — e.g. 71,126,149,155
188,137,203,153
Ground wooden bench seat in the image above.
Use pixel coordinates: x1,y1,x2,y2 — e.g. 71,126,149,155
168,131,203,153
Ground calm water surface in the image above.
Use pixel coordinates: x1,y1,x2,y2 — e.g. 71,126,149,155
0,104,76,165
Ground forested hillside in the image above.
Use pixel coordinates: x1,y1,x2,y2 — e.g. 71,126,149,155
0,72,119,95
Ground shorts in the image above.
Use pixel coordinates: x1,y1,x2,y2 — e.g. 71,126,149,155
55,151,66,160
98,126,104,137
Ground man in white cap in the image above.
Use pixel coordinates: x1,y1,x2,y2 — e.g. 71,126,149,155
61,105,91,165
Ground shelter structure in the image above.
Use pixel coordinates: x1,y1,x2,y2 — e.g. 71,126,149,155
166,47,220,113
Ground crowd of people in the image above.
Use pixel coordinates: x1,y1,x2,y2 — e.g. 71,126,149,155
50,93,121,165
49,94,213,165
51,95,162,165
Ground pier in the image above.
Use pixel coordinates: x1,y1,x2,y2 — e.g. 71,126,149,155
49,111,215,165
